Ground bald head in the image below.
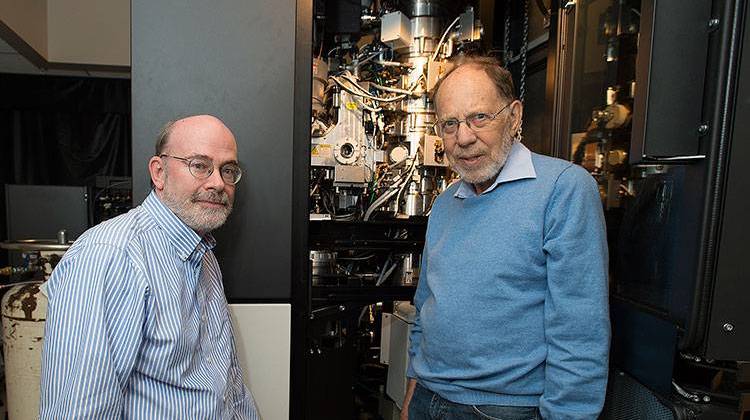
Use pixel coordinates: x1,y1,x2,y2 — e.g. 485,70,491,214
432,55,515,111
155,115,236,156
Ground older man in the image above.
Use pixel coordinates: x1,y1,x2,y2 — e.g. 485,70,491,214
402,56,610,419
40,115,259,419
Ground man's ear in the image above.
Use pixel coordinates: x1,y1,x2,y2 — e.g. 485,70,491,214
149,156,166,191
509,99,524,135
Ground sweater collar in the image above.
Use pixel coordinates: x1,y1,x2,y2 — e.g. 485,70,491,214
454,141,537,199
142,190,216,261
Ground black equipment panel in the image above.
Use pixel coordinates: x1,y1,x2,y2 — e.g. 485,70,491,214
705,4,750,360
4,184,88,240
630,0,712,161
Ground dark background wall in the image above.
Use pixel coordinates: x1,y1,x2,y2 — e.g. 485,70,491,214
0,73,131,267
131,0,297,300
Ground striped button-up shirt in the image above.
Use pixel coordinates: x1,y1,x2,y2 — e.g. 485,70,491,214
40,191,259,419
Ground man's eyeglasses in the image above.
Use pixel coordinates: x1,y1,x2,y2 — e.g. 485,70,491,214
433,102,513,136
159,154,242,185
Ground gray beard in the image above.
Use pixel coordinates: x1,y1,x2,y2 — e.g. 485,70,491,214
161,179,233,235
448,135,515,185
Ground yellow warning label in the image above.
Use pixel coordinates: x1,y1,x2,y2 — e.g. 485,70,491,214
345,102,358,110
311,144,332,157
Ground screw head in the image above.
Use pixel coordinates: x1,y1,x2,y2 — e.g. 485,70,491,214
698,124,709,135
703,395,711,403
708,18,720,29
723,322,735,332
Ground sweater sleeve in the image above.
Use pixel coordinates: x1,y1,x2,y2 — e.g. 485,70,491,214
406,245,429,379
540,165,610,420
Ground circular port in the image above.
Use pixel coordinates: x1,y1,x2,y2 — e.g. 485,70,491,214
340,143,355,159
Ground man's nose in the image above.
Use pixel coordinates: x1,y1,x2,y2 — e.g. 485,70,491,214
203,167,226,190
454,122,477,147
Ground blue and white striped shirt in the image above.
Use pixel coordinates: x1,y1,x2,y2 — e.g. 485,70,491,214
40,191,259,419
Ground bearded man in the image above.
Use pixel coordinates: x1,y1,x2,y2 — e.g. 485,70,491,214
401,56,610,420
40,115,259,419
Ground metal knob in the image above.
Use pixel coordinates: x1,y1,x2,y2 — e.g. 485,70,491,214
57,230,68,245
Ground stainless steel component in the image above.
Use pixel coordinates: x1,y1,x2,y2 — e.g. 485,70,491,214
310,251,336,276
337,190,359,209
399,253,419,285
723,323,735,332
411,17,440,41
382,302,416,409
410,0,440,17
0,240,71,252
334,165,367,186
457,7,482,42
310,251,336,285
56,229,67,245
381,12,412,48
404,182,422,217
334,140,360,165
311,90,367,168
0,266,35,276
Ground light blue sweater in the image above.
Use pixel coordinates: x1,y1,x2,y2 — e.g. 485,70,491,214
407,144,610,419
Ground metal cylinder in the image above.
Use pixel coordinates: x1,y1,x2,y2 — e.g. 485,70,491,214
404,181,422,216
310,251,336,285
398,253,420,285
56,230,67,245
2,282,47,420
409,0,445,17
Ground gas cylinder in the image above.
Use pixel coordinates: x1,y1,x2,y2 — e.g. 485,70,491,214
0,237,67,420
1,282,47,420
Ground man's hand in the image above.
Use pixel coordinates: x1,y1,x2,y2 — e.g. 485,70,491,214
400,379,417,420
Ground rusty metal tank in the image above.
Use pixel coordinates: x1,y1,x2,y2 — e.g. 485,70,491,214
1,282,47,420
0,235,69,420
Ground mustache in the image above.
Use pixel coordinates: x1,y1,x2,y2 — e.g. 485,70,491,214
191,190,229,205
451,145,487,159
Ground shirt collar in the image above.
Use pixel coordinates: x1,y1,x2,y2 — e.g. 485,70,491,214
142,191,216,261
454,141,537,199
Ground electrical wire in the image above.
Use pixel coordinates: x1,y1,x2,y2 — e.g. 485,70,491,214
430,16,461,63
363,154,419,221
333,75,407,103
363,187,400,221
337,254,376,261
354,51,382,69
376,259,399,286
392,157,419,216
369,74,425,95
331,71,423,105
